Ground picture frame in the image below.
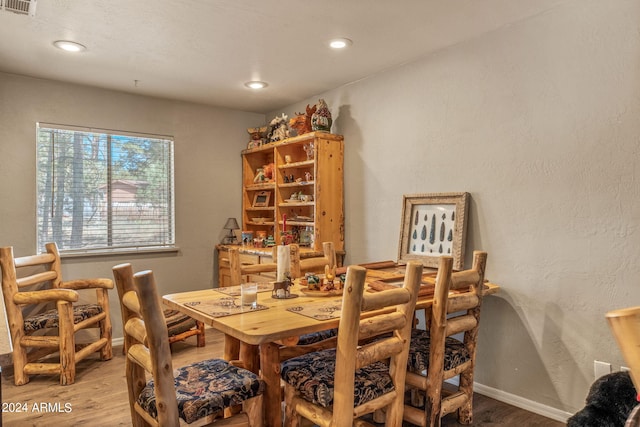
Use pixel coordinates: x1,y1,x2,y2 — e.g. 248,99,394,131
398,192,470,270
252,191,271,207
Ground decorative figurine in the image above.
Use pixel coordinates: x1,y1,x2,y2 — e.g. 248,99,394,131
268,114,290,143
311,99,332,132
272,274,293,299
263,162,275,180
289,104,317,136
247,126,267,149
253,167,266,183
303,141,314,160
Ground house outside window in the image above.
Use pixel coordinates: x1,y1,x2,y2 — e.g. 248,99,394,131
36,123,175,254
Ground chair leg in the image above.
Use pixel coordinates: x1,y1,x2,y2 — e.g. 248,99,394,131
426,385,443,427
100,321,113,361
283,385,300,427
58,301,76,385
243,394,263,427
12,345,29,385
196,321,206,347
410,387,425,407
458,370,475,424
98,289,113,360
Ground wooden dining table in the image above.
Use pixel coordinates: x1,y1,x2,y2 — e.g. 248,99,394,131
162,261,499,427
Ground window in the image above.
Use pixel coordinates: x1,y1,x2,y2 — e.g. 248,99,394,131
36,123,175,254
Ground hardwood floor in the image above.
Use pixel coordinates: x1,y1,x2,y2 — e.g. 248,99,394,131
1,329,565,426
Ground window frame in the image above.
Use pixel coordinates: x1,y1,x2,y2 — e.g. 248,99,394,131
36,122,177,256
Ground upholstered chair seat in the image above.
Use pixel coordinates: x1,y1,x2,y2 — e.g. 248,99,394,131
407,329,471,373
294,329,338,346
23,304,103,332
138,358,263,424
281,348,394,409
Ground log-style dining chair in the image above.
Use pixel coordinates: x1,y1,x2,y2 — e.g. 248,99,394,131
112,263,205,355
0,242,113,385
123,269,264,426
403,251,488,427
280,261,423,427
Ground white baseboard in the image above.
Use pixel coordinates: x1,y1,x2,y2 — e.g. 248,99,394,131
474,382,573,423
113,337,124,348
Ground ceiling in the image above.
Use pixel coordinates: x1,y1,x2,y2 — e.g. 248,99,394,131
0,0,565,114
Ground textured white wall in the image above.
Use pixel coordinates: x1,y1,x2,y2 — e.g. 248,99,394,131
269,0,640,414
0,73,263,342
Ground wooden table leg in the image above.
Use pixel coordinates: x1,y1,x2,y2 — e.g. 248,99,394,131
224,334,240,361
240,343,260,373
260,341,282,427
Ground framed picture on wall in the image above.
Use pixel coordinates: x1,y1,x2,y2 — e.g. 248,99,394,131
252,191,271,207
398,192,470,270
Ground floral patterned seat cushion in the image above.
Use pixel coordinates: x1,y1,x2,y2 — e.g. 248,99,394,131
23,304,103,332
281,348,395,408
138,358,263,424
296,328,338,346
163,309,198,336
407,329,470,373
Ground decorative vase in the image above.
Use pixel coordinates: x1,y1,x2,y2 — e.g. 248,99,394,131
311,99,332,132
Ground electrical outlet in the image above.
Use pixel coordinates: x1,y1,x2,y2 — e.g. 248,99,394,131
594,360,612,378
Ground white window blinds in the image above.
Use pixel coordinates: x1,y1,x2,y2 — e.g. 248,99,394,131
36,123,175,254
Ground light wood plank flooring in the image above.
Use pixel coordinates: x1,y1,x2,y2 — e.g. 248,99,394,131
1,329,564,426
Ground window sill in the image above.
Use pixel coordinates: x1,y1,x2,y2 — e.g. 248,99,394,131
59,246,179,259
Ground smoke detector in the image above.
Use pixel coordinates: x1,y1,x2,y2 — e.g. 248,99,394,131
1,0,37,16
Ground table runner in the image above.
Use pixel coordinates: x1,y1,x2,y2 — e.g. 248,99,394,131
184,297,268,318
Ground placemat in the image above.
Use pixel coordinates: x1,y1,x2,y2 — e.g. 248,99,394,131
184,297,268,318
286,298,343,321
213,282,273,297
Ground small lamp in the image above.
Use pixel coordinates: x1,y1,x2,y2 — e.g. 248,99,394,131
222,217,240,244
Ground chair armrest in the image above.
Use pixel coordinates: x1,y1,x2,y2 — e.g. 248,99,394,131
14,289,79,305
62,278,114,290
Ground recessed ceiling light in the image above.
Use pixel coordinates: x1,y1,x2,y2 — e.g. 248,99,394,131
53,40,86,52
329,38,353,49
244,81,268,89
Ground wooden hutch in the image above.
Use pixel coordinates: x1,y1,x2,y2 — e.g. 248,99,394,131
217,132,344,286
